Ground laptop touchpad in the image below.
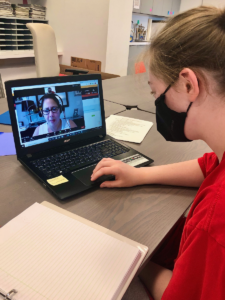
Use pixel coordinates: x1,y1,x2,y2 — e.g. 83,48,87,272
72,164,114,186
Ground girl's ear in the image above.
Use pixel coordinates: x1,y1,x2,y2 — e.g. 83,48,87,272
179,68,199,102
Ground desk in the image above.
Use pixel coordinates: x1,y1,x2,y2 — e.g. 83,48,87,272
104,100,126,117
103,73,154,109
0,104,211,267
138,101,155,114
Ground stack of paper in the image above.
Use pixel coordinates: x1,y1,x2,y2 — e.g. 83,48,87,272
15,4,46,20
106,115,153,143
12,4,29,18
17,4,46,20
0,0,13,17
30,8,46,20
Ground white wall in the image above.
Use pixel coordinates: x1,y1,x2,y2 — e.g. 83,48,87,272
0,59,37,96
105,0,133,76
1,0,47,88
1,65,36,84
1,0,133,89
180,0,225,12
0,0,111,90
202,0,225,7
46,0,110,72
179,0,202,12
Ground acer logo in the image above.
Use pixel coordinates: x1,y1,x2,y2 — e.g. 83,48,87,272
64,139,70,143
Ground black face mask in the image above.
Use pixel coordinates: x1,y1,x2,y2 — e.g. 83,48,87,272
155,85,192,142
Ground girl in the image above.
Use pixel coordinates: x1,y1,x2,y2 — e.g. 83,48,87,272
91,6,225,300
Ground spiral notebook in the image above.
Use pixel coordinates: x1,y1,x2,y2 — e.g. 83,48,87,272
0,202,148,300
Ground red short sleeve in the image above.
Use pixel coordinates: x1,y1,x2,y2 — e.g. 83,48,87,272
198,152,218,178
162,227,225,300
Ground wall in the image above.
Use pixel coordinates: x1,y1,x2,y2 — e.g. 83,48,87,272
0,0,48,89
1,0,145,85
127,44,149,75
105,0,133,76
46,0,110,72
180,0,225,12
0,0,111,91
202,0,225,7
179,0,202,12
0,59,37,94
45,0,134,76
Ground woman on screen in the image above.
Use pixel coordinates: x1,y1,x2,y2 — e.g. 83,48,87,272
33,94,77,136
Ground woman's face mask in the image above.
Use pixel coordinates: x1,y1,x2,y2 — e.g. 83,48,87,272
155,85,192,142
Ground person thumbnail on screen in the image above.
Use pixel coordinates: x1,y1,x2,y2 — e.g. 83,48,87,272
13,84,86,146
33,93,77,136
46,87,55,94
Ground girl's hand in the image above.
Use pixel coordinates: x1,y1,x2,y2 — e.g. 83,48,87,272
91,158,141,188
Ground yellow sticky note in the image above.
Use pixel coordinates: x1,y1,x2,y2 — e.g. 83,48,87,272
47,175,69,186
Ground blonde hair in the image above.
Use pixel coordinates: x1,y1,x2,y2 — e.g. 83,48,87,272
149,6,225,94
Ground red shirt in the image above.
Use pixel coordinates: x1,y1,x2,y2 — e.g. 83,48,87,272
162,152,225,300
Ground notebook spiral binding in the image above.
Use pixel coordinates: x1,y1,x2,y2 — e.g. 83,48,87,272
0,289,18,300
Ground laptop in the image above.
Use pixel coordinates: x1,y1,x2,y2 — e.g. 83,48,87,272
5,74,154,200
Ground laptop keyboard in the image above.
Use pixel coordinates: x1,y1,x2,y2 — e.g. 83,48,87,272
30,139,130,179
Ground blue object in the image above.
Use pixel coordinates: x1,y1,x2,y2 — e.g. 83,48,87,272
0,132,3,135
0,132,16,156
0,110,11,125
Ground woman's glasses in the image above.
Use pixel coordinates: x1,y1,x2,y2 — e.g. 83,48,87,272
42,106,59,115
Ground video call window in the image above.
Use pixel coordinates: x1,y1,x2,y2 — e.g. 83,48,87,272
13,84,86,145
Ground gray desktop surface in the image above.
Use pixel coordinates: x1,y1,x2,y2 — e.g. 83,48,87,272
103,73,154,109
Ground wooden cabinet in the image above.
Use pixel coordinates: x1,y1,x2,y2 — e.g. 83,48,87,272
133,0,181,16
133,0,141,13
140,0,154,14
162,0,173,16
171,0,181,14
162,0,181,17
152,0,164,16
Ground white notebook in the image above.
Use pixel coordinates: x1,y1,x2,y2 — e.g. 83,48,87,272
0,202,148,300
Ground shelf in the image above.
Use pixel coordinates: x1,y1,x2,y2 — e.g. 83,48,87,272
0,16,48,21
0,16,47,52
0,39,32,41
129,42,150,45
0,28,17,30
17,44,33,46
0,50,63,59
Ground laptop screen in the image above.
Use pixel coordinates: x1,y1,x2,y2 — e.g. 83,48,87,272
11,79,103,148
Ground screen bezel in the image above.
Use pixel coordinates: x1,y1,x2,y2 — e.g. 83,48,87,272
5,74,106,158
